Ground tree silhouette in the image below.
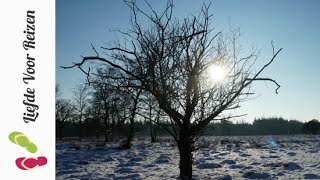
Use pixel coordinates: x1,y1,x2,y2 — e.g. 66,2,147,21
62,1,282,178
72,83,90,142
122,88,142,149
139,91,162,143
303,119,320,135
90,68,116,142
56,85,75,140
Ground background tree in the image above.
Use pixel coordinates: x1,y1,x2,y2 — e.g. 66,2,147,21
62,1,282,178
56,84,75,140
73,83,90,142
56,84,62,98
87,100,103,139
120,86,142,149
287,120,304,135
91,68,115,142
90,67,143,147
253,117,289,135
303,119,320,135
56,98,75,140
139,92,161,142
220,120,232,136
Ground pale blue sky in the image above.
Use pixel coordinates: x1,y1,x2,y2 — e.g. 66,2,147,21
57,0,320,123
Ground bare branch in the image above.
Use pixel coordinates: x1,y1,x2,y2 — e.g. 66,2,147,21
91,43,99,57
246,77,281,94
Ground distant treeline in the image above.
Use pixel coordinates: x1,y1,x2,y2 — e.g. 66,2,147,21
206,117,304,136
207,117,319,135
56,117,320,139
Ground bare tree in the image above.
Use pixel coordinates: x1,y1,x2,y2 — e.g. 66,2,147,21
62,1,282,178
86,99,103,139
116,87,142,149
90,67,143,146
91,69,115,142
73,83,90,142
56,84,62,98
56,99,75,140
139,92,161,143
56,84,75,140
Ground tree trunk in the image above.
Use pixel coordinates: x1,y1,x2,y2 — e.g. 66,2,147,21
84,119,89,138
123,112,135,148
104,123,109,143
178,131,193,179
149,108,157,143
110,112,115,141
59,124,63,140
150,121,157,143
104,103,110,142
78,120,82,142
95,129,100,140
123,90,141,149
78,115,83,142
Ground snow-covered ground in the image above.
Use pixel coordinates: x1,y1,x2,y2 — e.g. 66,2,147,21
56,135,320,179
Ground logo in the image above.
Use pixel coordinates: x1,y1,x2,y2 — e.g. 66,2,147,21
9,131,47,170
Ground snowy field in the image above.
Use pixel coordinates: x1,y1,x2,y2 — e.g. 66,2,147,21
56,135,320,179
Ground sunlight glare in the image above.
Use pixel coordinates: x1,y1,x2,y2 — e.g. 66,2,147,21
207,65,226,82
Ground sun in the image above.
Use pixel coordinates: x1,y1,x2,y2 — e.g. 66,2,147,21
207,65,226,82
